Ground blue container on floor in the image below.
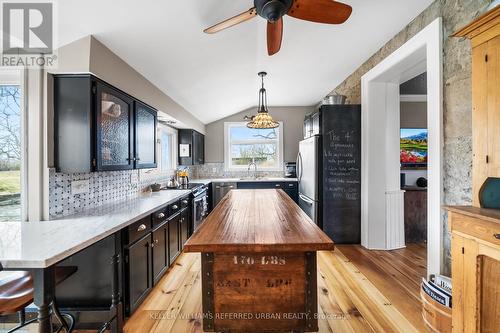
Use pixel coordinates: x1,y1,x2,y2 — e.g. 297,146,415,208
479,177,500,209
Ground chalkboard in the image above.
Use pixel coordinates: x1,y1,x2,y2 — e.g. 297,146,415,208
321,105,361,244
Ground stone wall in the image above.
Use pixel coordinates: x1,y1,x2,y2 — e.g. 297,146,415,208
329,0,493,275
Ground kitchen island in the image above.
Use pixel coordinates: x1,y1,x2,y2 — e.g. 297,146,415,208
184,189,334,332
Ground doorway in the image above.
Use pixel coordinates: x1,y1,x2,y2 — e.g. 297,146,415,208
360,18,443,276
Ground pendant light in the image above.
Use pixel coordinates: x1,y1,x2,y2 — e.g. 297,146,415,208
247,72,279,129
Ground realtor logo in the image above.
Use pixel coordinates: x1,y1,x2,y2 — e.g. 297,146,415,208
2,2,53,54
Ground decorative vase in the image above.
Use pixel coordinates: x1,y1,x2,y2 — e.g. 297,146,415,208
479,177,500,209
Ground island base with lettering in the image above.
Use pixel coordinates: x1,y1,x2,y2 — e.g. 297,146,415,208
200,252,318,332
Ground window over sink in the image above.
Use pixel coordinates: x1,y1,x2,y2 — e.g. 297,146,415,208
224,122,283,171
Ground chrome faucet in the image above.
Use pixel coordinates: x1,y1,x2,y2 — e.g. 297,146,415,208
247,160,257,179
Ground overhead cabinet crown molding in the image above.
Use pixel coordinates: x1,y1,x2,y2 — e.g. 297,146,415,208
53,74,157,173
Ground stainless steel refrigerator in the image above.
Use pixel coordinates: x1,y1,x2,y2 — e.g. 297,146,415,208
297,135,320,225
297,105,361,243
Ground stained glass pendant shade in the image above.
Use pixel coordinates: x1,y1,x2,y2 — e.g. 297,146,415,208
247,72,279,129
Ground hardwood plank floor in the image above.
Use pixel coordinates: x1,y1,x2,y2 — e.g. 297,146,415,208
336,243,428,332
124,245,429,333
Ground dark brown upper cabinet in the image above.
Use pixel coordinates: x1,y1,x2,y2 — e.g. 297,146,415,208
54,74,157,173
178,129,204,165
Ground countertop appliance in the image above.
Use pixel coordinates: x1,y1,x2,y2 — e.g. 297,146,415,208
213,182,237,208
297,104,361,244
284,162,297,178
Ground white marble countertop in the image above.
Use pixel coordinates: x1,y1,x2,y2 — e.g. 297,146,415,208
193,177,298,184
0,189,191,269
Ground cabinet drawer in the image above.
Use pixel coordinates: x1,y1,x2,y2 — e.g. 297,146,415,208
127,216,152,245
180,196,190,209
152,206,168,229
169,200,181,216
451,212,500,247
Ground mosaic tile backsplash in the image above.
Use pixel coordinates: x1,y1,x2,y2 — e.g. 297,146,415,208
48,168,177,218
48,163,283,218
193,162,285,179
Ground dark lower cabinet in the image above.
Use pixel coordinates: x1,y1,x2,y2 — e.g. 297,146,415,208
152,222,168,285
125,234,152,315
236,181,298,203
168,213,180,263
179,208,189,250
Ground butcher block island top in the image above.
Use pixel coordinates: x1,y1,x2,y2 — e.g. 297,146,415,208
183,189,334,332
184,189,334,253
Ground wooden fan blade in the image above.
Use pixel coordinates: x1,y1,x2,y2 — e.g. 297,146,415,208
204,7,257,34
287,0,352,24
267,18,283,56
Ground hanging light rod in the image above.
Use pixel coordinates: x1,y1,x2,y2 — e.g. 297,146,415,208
246,72,279,129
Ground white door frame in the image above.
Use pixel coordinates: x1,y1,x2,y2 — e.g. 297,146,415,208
361,18,443,276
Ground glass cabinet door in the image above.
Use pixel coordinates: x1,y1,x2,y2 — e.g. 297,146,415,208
96,83,134,170
134,102,157,168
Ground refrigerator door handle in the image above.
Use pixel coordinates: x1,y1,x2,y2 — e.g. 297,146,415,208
297,152,303,181
299,193,313,205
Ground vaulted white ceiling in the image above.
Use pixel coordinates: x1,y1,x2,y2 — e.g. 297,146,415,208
57,0,433,124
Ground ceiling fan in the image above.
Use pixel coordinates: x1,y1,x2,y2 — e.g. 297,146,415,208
204,0,352,56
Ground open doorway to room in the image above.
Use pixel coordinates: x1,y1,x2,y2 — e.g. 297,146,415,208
360,18,443,278
400,72,428,264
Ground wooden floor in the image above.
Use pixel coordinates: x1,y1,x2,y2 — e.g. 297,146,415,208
123,244,429,333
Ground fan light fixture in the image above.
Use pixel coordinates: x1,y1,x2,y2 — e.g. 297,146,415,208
247,72,279,129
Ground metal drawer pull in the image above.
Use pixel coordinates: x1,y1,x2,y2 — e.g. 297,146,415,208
154,239,159,244
288,184,294,187
494,233,500,239
157,213,165,219
182,200,188,204
151,243,155,248
275,184,280,187
172,205,179,210
137,224,147,232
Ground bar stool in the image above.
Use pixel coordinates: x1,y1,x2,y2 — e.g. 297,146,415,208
0,264,77,333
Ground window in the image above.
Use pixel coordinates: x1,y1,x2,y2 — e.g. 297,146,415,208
0,69,23,222
224,122,284,171
158,124,177,172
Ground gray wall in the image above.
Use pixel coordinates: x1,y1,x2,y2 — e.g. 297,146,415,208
205,106,315,163
329,0,493,275
401,102,427,128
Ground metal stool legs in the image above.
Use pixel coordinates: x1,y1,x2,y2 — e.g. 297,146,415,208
6,302,75,333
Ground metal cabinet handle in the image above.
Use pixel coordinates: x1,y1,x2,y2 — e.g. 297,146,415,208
229,186,234,188
494,234,500,239
136,157,141,161
154,239,159,244
151,243,155,248
182,200,188,204
172,205,179,210
288,184,294,187
157,213,165,219
275,184,281,187
137,224,147,232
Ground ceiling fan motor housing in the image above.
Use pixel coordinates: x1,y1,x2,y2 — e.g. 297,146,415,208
255,0,293,22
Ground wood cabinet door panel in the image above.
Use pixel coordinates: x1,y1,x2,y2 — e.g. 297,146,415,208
472,42,489,206
126,234,152,314
168,214,180,263
487,35,500,178
152,224,168,285
479,255,500,332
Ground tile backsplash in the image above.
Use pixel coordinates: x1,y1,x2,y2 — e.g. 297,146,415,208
48,168,175,219
48,163,283,219
192,162,284,179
